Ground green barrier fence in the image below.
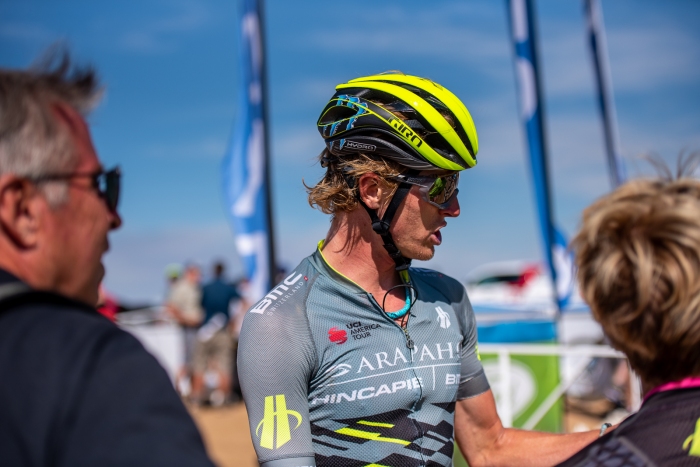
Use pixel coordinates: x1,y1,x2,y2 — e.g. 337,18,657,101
453,350,561,466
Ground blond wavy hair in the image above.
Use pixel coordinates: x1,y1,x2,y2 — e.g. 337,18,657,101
305,151,406,215
572,166,700,386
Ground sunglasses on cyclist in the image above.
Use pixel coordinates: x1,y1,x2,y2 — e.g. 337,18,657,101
30,166,121,212
388,172,459,209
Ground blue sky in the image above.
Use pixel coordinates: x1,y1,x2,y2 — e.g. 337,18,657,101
1,0,699,303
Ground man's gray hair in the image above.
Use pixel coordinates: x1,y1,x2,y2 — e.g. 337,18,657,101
0,49,102,206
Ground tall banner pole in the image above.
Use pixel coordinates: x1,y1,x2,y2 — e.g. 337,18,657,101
223,0,276,302
507,0,572,313
584,0,625,188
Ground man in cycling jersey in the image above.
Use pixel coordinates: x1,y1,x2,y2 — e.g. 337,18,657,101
238,73,598,467
558,166,700,466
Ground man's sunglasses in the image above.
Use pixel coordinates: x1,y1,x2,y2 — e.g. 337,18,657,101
30,166,121,211
388,172,459,209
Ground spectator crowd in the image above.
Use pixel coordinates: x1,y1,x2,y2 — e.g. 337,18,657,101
164,261,248,407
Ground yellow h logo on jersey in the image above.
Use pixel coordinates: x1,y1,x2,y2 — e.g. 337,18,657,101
256,395,303,450
682,417,700,457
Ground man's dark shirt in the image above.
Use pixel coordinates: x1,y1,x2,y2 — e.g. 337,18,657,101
200,278,240,325
557,386,700,466
0,268,215,467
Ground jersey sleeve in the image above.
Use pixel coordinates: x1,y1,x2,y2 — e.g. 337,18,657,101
457,289,490,399
238,290,318,466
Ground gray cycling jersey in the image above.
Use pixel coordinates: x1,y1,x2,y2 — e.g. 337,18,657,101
238,244,490,467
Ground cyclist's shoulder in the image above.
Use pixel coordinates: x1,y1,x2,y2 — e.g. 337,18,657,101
242,255,320,323
238,256,320,372
409,267,466,302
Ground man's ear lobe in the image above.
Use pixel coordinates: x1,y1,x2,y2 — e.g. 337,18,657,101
357,173,384,209
0,175,41,248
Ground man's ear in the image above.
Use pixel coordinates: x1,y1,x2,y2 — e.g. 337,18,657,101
0,174,42,249
357,173,386,210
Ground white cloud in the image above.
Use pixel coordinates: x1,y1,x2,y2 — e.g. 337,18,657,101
296,3,510,66
608,27,700,92
536,18,700,98
271,125,321,163
117,0,211,54
102,214,329,305
103,223,245,304
0,23,53,42
119,31,168,54
142,136,227,160
292,77,339,103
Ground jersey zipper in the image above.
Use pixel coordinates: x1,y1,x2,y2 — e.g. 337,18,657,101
370,293,428,466
402,319,415,349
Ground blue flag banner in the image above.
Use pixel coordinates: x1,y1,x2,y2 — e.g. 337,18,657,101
552,227,574,309
223,0,273,302
584,0,625,188
507,0,573,311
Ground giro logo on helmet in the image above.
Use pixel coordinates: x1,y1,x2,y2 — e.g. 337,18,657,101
389,118,423,147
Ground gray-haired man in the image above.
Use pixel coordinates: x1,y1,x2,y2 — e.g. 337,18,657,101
0,52,214,466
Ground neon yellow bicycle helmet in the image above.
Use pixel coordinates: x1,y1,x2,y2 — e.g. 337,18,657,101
317,72,479,172
315,72,479,271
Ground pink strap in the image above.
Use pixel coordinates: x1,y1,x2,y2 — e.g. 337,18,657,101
644,376,700,402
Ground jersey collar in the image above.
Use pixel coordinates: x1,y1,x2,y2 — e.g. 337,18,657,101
312,239,412,293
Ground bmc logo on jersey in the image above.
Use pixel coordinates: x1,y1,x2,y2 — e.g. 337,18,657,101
328,327,348,344
249,272,305,314
256,394,302,450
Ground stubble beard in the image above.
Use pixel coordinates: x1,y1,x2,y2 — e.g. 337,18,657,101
396,240,436,262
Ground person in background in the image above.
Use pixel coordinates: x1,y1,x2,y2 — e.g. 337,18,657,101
191,261,241,406
559,164,700,466
166,263,204,395
165,262,183,289
0,50,214,465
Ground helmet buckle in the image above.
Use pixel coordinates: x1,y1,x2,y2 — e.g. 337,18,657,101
372,220,390,235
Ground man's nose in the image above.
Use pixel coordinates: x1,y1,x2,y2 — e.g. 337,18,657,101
109,209,122,230
440,194,460,218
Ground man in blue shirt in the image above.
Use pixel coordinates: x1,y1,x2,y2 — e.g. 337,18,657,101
191,262,241,405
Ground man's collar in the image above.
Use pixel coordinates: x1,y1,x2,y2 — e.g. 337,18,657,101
312,240,365,293
0,266,98,314
0,267,22,286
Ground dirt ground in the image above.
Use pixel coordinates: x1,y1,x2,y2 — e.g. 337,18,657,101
188,397,619,467
188,402,258,467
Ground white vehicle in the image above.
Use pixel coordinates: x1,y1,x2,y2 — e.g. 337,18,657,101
465,260,602,345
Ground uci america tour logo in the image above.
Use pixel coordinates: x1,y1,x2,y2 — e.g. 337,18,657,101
435,306,451,329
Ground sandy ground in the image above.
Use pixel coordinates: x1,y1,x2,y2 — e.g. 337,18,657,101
188,402,258,467
188,398,619,467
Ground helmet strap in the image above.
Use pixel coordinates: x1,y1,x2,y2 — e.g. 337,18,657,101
357,170,417,271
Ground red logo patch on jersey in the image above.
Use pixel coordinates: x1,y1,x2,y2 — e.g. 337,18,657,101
328,327,348,344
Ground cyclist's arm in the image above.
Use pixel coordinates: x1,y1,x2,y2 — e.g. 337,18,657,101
238,299,317,467
454,295,597,467
455,391,598,467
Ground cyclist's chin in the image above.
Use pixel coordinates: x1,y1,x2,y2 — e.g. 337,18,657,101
401,244,436,262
